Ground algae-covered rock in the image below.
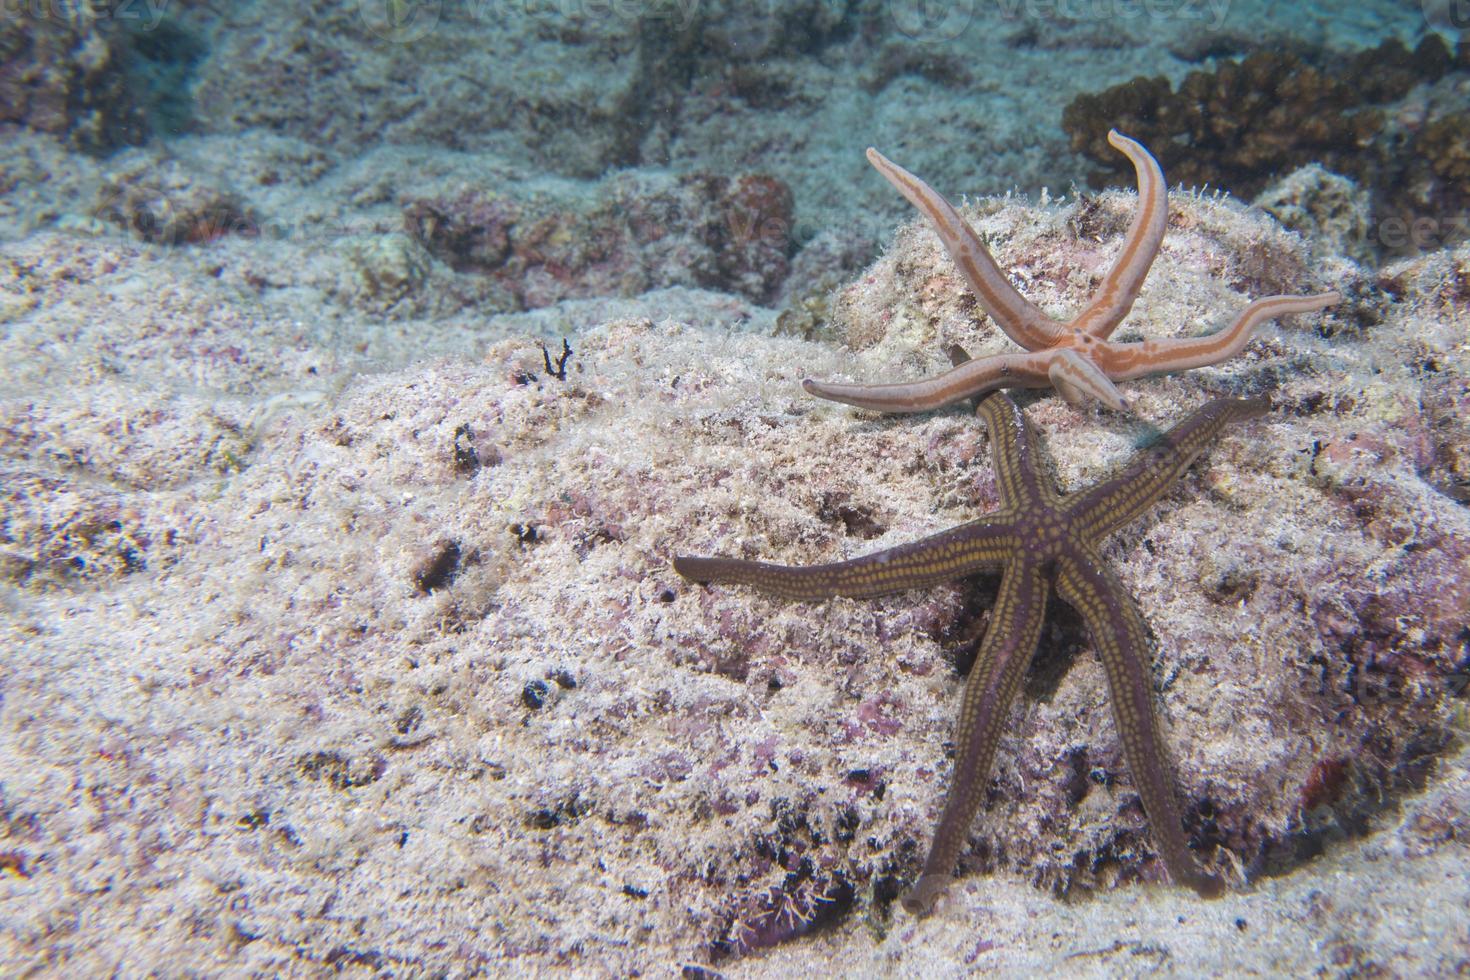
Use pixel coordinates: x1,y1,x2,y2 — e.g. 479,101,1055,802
3,181,1468,973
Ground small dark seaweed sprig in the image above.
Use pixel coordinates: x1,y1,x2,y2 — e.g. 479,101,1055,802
540,338,574,380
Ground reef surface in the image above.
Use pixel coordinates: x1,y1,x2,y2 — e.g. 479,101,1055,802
1,0,1468,975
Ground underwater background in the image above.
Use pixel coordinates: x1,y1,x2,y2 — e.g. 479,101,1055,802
2,0,1469,974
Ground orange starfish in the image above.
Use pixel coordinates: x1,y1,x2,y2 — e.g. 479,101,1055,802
803,130,1339,413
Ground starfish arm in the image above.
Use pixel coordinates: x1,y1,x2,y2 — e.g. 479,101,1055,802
1072,131,1170,340
1045,348,1130,411
1102,291,1341,381
673,519,1015,601
976,390,1059,509
1071,397,1267,541
802,352,1046,413
866,147,1066,350
903,558,1049,916
1054,551,1224,898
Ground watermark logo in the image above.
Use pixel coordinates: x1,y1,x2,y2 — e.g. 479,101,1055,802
993,0,1231,30
357,0,442,42
1422,0,1470,31
6,0,171,31
1345,668,1470,707
1368,212,1470,252
889,0,975,41
462,0,704,30
113,0,170,30
1450,671,1470,697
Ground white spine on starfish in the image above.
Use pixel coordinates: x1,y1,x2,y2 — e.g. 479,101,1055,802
1107,291,1342,380
865,147,1065,351
1046,348,1129,411
801,353,1044,413
1072,130,1169,341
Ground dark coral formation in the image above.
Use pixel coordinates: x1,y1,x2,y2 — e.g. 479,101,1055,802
403,172,794,307
693,173,796,304
1062,37,1470,253
1401,111,1470,244
0,7,146,152
0,2,214,152
1416,113,1470,190
97,156,255,244
1420,370,1470,503
403,191,517,276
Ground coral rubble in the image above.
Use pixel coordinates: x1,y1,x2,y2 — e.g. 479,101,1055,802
1063,38,1470,253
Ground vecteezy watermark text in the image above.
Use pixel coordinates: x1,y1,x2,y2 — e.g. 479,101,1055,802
1369,212,1470,252
3,0,171,31
892,0,1231,43
359,0,703,41
995,0,1231,30
1421,0,1470,31
467,0,703,28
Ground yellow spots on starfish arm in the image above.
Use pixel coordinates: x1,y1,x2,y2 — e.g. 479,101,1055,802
673,528,1016,601
675,392,1259,911
1073,397,1269,541
1055,553,1225,899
